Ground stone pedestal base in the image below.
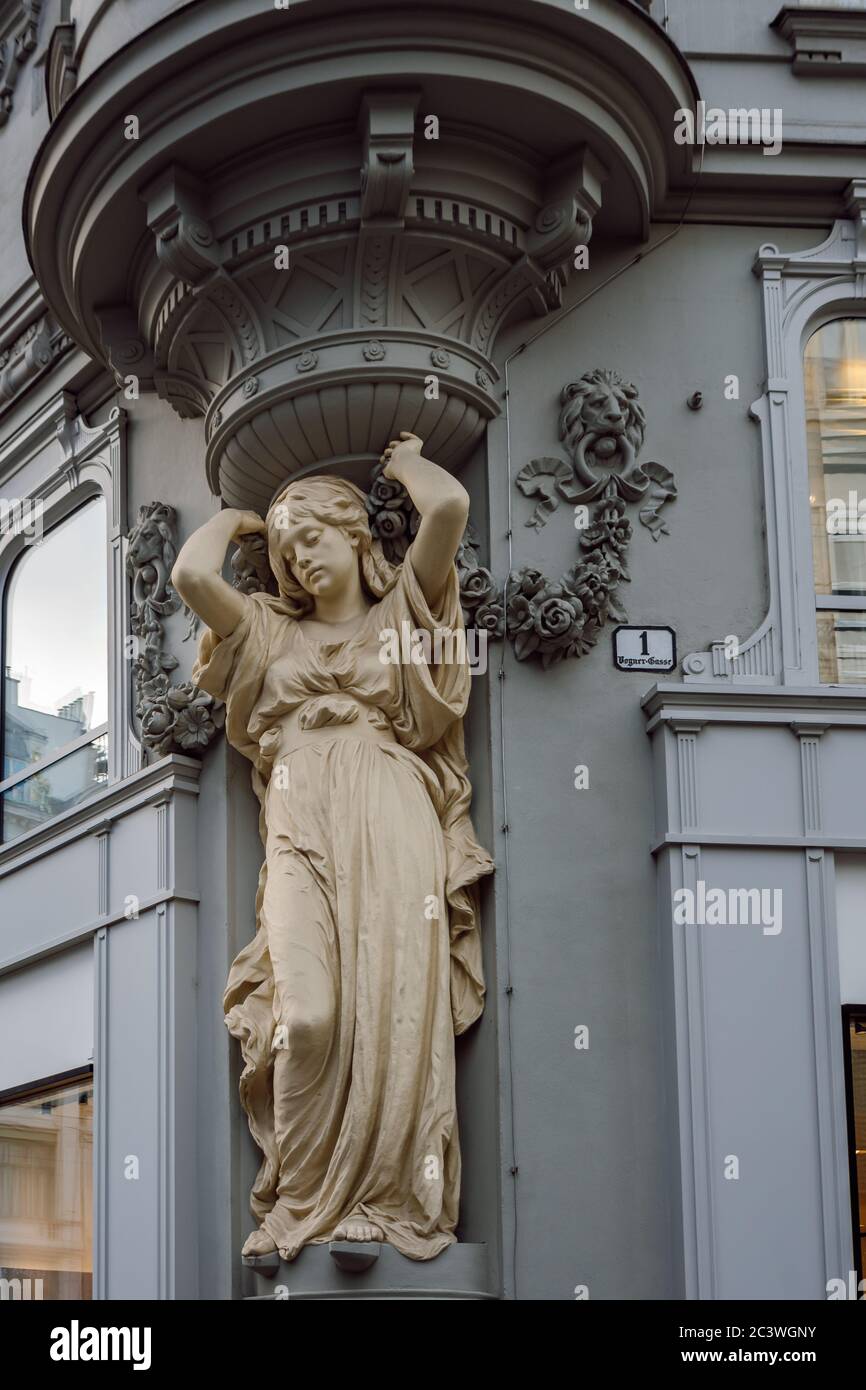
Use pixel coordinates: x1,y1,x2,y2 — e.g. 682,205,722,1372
243,1242,494,1300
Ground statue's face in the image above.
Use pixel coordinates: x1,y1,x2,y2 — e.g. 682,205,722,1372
280,515,358,598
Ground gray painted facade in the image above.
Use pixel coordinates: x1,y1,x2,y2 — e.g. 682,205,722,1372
0,0,864,1301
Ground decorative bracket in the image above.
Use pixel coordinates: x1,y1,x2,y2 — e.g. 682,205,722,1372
0,315,54,405
141,165,220,286
46,19,76,119
359,90,420,224
527,147,607,273
96,305,156,393
846,179,866,262
0,0,42,129
772,5,866,76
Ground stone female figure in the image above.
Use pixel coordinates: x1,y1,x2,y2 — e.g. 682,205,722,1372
172,433,494,1261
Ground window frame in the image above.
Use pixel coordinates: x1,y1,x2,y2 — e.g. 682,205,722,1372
0,1064,95,1302
681,196,866,688
774,286,866,689
0,397,136,852
0,1063,94,1108
804,314,866,686
841,1004,866,1290
0,493,110,838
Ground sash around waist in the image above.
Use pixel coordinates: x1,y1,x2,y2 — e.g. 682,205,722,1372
274,719,398,762
262,697,398,766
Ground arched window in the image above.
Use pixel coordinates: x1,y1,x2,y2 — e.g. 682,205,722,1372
1,498,108,844
805,318,866,685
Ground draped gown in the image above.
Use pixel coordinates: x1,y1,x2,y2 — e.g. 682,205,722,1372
192,545,494,1260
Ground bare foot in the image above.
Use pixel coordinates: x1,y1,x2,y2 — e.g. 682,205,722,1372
242,1227,278,1257
334,1219,384,1243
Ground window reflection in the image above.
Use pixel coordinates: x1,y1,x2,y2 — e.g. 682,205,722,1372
2,498,107,841
805,320,866,682
806,320,866,599
816,611,866,686
0,734,108,845
0,1075,93,1300
843,1011,866,1286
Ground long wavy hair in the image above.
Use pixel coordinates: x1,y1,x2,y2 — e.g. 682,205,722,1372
265,475,399,618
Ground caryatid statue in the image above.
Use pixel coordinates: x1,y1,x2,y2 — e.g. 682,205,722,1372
172,433,494,1261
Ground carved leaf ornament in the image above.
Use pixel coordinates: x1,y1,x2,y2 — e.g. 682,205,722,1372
127,501,225,758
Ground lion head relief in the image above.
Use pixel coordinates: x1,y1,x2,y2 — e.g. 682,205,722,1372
559,368,646,472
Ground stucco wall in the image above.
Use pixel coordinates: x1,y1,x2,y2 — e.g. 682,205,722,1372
483,221,822,1298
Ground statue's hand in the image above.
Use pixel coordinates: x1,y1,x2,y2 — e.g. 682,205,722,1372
381,432,424,480
227,509,268,541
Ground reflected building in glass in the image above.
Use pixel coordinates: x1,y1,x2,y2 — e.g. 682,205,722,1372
0,1077,93,1300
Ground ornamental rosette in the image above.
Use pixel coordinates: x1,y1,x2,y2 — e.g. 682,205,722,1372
505,568,598,669
367,462,505,629
366,462,417,562
460,567,498,611
139,678,226,758
473,600,505,639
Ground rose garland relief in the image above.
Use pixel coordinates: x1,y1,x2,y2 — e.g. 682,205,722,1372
364,367,676,669
127,366,675,757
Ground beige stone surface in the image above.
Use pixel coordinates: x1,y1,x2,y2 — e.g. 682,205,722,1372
190,473,494,1261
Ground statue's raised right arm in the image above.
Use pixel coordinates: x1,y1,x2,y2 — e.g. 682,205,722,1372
172,508,266,639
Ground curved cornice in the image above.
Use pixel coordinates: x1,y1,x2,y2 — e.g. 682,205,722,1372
25,0,697,364
22,0,698,504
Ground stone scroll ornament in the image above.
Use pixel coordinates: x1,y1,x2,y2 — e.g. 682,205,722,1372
127,501,225,757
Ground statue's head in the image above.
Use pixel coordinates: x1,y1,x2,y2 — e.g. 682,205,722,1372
265,475,397,616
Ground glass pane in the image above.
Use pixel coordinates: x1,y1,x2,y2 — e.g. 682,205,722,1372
1,734,108,845
805,320,866,602
0,1077,93,1300
3,499,107,781
816,611,866,685
846,1013,866,1285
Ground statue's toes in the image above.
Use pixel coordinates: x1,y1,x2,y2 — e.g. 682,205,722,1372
242,1228,277,1257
